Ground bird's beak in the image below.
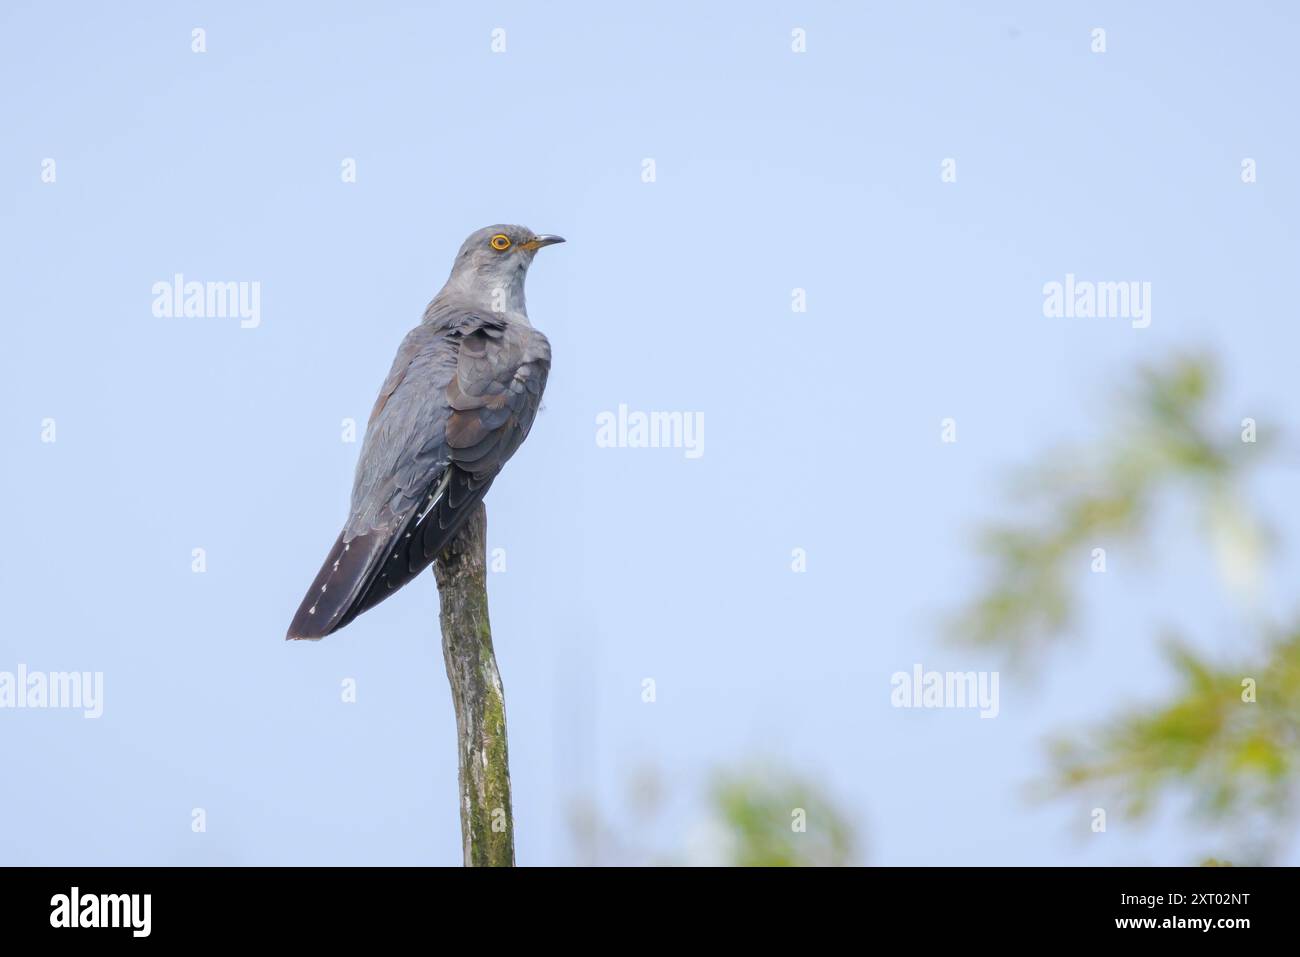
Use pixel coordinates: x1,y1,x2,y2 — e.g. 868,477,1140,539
520,234,566,251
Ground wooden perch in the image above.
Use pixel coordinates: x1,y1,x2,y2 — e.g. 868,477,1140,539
434,502,515,866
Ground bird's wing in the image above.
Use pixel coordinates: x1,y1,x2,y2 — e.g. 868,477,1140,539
287,312,549,640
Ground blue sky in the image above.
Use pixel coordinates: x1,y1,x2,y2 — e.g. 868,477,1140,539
2,1,1298,865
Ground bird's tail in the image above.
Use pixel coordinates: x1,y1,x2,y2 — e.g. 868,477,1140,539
286,468,494,640
285,530,389,640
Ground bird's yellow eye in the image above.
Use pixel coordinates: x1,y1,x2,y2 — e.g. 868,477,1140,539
490,234,511,251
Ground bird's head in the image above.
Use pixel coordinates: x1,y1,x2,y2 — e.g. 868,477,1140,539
445,224,565,312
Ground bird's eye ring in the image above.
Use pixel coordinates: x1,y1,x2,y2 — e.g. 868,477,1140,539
490,234,511,251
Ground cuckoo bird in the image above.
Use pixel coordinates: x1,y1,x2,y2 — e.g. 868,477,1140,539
287,224,563,640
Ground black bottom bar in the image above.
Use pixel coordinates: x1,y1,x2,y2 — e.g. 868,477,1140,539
0,865,1281,942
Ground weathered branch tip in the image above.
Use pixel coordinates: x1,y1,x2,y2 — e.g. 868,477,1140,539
434,502,515,867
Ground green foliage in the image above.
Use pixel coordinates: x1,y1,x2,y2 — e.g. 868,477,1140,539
949,353,1297,860
566,763,859,866
710,768,857,867
948,355,1265,666
1044,631,1300,827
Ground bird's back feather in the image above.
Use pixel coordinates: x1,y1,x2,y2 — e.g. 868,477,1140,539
286,305,548,640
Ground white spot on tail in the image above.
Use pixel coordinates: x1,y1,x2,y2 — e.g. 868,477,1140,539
415,471,453,526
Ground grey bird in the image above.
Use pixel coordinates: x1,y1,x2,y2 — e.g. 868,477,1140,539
287,224,563,640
